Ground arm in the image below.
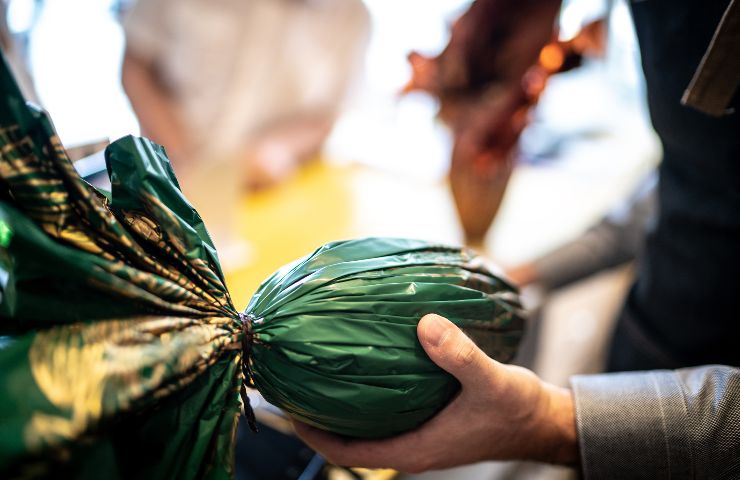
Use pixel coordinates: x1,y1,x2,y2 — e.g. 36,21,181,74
121,51,189,167
293,314,579,472
573,365,740,479
294,314,740,477
508,174,657,288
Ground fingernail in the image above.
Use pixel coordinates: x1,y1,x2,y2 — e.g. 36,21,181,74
423,314,450,347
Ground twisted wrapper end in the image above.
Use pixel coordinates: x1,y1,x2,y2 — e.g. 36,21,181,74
239,312,258,433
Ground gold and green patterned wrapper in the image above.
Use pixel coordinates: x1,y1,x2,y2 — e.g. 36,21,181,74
0,52,242,479
0,51,524,478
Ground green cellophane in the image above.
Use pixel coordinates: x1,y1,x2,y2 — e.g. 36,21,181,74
0,50,524,478
246,238,523,437
0,53,241,479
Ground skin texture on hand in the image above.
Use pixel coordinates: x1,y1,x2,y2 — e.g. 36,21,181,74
293,314,579,473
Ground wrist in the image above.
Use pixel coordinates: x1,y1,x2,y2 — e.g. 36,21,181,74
540,385,579,466
500,369,579,466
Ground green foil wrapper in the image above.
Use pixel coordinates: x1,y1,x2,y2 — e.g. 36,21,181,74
0,51,524,478
246,238,522,438
0,52,241,480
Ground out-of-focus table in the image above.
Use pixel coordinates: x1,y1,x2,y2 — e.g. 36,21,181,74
223,135,656,480
76,126,655,480
224,161,461,307
224,144,655,309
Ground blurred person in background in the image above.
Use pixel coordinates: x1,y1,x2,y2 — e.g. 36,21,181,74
0,0,39,103
295,0,740,476
402,0,740,372
505,173,657,375
506,172,656,290
121,0,369,191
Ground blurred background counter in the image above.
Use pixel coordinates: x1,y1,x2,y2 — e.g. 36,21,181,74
3,0,660,479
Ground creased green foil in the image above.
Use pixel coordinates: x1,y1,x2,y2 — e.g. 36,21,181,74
246,238,523,438
0,50,524,478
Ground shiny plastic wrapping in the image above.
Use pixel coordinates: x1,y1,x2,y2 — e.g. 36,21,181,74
0,53,241,479
0,51,524,477
246,238,523,438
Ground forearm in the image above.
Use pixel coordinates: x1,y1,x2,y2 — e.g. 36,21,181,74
532,365,740,475
294,315,738,475
520,177,656,289
121,52,188,160
540,384,579,465
527,220,634,289
571,366,740,479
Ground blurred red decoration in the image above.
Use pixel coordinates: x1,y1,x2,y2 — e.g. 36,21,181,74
404,17,605,246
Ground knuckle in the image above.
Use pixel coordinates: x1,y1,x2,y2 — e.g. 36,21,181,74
453,339,477,367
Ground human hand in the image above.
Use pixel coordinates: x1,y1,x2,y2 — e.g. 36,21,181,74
293,314,578,473
505,262,540,287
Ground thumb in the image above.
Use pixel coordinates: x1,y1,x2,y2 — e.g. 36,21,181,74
417,314,493,386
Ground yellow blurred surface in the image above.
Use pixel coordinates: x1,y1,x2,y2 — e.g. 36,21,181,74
223,151,653,309
353,468,398,480
219,137,651,480
225,160,461,308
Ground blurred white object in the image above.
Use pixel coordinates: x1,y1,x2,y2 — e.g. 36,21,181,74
1,0,39,103
123,0,370,163
179,154,252,271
